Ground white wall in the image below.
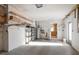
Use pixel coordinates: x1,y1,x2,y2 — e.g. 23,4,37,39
72,17,79,51
58,25,63,40
64,10,79,52
39,19,63,40
8,26,25,51
7,5,31,51
64,14,73,41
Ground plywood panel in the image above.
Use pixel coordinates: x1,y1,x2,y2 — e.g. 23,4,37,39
0,5,8,24
51,24,57,38
0,27,3,50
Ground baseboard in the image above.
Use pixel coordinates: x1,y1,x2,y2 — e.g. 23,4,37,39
0,50,7,53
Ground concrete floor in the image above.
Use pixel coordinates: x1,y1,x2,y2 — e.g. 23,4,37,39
1,40,79,55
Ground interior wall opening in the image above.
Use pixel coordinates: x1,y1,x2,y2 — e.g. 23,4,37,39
51,23,57,39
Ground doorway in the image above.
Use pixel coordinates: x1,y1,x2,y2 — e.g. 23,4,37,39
51,24,57,39
68,22,72,43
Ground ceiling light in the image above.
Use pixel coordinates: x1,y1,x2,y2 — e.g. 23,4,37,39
35,4,43,8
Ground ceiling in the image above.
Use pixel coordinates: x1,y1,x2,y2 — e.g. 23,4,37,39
10,4,75,21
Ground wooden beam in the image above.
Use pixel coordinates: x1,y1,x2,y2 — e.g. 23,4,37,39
8,11,33,22
62,5,78,21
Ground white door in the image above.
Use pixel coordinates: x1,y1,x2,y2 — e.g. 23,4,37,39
68,23,72,41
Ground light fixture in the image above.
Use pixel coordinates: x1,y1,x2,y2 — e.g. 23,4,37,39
35,4,43,8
